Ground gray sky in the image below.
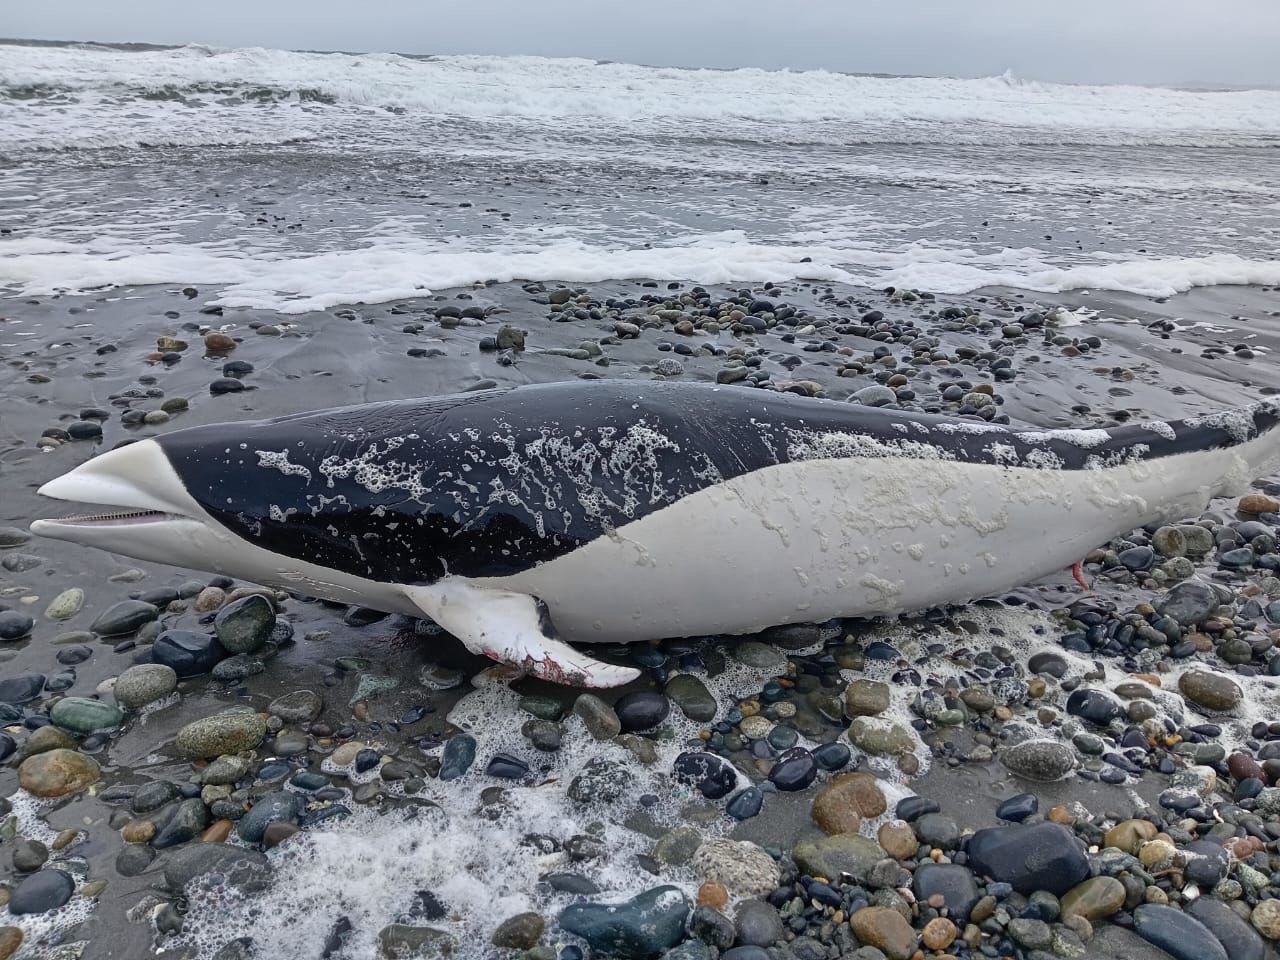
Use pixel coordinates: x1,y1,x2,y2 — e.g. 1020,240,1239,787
8,0,1280,87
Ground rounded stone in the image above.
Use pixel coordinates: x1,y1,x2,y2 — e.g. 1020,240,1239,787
1251,899,1280,940
812,772,886,834
691,839,780,897
1060,876,1126,922
844,679,891,716
1001,738,1076,781
734,900,784,948
850,906,916,960
0,611,34,641
213,595,275,654
921,917,957,952
768,747,816,791
8,869,74,915
573,693,621,740
268,690,323,724
43,588,85,622
18,749,101,797
1178,670,1242,712
613,691,670,732
89,599,159,637
175,712,267,758
877,820,918,861
50,696,123,734
113,664,178,709
491,912,545,950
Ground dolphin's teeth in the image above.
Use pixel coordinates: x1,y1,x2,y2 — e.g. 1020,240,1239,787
55,510,170,526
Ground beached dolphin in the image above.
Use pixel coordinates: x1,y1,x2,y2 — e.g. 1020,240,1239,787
30,381,1280,687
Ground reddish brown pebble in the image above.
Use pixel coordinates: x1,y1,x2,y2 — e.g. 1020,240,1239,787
697,881,729,910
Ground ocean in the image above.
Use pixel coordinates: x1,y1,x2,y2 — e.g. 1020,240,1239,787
3,38,1280,960
3,40,1280,309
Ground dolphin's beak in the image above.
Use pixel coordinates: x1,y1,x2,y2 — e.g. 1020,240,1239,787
31,438,201,541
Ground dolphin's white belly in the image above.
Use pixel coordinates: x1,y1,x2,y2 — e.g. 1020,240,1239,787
478,437,1260,643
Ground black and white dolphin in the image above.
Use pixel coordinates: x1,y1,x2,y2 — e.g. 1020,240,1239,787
31,380,1280,686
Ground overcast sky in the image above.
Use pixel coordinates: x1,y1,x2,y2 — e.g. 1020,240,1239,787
8,0,1280,87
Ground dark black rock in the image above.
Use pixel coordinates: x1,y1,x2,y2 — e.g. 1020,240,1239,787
896,796,940,822
913,862,981,922
153,798,211,848
673,752,737,800
8,869,74,914
965,822,1089,896
559,885,691,958
0,673,45,704
152,630,229,677
768,748,817,791
726,787,764,820
1132,903,1228,960
162,844,271,894
1181,839,1229,887
0,610,34,641
812,741,851,771
1066,688,1124,725
1185,895,1267,960
486,753,530,779
734,899,784,947
613,691,671,732
995,793,1038,822
89,599,159,637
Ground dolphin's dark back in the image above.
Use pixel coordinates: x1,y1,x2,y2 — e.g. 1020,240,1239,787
155,381,1280,583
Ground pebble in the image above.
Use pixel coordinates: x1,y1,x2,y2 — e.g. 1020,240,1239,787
792,833,884,884
811,772,886,833
8,869,74,915
214,595,275,654
1157,580,1219,624
613,690,670,732
51,696,123,733
850,906,916,960
1001,738,1076,781
238,791,303,843
440,734,477,780
0,611,34,641
18,748,100,797
113,663,178,708
690,839,779,897
559,885,691,958
175,712,267,758
1132,903,1228,960
152,630,228,677
269,689,323,724
44,588,85,621
89,599,159,636
152,798,210,847
491,912,544,950
734,900,784,948
673,751,737,799
666,674,717,722
1060,876,1126,921
913,862,981,922
11,839,48,873
573,693,621,740
1178,669,1242,712
768,747,817,791
844,679,891,716
966,822,1089,895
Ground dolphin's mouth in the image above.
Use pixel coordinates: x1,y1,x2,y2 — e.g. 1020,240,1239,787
39,509,175,528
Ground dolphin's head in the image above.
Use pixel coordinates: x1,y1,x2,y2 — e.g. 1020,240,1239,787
30,437,235,572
